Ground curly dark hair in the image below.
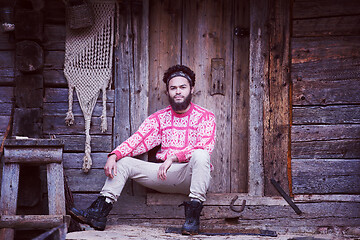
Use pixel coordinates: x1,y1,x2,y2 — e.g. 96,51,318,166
162,65,196,89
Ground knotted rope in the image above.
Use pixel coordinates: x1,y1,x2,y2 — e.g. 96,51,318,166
64,0,115,172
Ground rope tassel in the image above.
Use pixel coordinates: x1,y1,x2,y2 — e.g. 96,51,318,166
64,0,115,172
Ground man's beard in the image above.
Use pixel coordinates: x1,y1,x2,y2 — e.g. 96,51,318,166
168,93,192,112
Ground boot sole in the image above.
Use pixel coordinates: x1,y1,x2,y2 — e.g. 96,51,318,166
181,230,199,235
69,209,106,231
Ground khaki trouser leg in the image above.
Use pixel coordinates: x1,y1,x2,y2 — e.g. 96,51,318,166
100,149,211,202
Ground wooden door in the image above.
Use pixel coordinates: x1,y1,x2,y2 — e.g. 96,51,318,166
149,0,250,193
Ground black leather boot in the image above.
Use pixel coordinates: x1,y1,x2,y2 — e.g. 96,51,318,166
179,200,203,235
69,196,113,231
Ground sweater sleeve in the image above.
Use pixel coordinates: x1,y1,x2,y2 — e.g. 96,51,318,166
175,112,216,162
110,115,161,161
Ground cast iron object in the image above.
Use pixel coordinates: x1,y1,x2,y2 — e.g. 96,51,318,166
230,195,246,213
271,178,302,215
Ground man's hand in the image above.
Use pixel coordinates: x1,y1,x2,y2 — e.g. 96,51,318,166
157,155,178,180
104,154,118,178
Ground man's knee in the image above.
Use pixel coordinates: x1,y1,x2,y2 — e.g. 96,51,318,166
191,149,210,165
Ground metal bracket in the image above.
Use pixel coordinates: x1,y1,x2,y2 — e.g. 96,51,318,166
210,58,225,96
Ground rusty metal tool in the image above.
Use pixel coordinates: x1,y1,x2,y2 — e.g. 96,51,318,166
271,178,302,215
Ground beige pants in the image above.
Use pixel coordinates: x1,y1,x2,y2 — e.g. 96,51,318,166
100,149,211,202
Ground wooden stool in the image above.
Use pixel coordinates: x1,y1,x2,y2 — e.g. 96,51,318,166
0,139,70,240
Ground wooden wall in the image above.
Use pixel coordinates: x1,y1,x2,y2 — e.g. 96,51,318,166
291,0,360,194
0,0,115,202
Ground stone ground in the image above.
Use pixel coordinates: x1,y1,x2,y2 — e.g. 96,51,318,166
66,224,360,240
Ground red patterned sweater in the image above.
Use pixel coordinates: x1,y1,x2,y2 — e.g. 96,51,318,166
110,102,216,163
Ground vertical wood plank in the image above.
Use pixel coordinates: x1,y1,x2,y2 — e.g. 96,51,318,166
231,0,250,193
47,163,66,215
0,163,20,240
248,0,269,196
113,0,149,196
131,0,149,132
148,0,182,114
182,0,233,193
263,0,291,196
113,0,132,147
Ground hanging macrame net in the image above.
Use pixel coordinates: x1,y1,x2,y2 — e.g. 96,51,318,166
64,0,115,172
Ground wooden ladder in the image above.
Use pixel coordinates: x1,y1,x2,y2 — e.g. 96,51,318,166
0,139,70,240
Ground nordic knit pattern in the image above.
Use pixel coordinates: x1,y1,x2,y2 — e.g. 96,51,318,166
111,103,216,163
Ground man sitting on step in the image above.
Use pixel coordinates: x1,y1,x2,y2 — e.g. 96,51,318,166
69,64,216,235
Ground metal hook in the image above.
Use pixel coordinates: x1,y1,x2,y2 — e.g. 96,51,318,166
230,195,246,213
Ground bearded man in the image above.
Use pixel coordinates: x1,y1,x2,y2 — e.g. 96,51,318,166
69,65,216,235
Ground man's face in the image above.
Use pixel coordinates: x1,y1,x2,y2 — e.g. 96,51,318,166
167,76,193,113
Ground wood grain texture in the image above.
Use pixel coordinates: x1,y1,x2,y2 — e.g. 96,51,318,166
292,159,360,194
293,105,360,124
264,0,291,196
292,139,360,159
57,135,112,152
231,0,250,193
293,15,360,37
182,0,233,193
43,115,112,135
148,0,182,114
47,163,66,215
293,0,360,19
248,0,269,196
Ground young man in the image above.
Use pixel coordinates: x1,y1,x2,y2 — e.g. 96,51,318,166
69,65,216,235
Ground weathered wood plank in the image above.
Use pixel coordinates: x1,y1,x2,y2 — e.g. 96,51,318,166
292,124,360,142
74,193,360,220
0,163,20,215
147,193,287,206
44,0,65,24
44,88,114,103
44,51,64,70
112,217,360,236
63,152,108,169
4,147,62,164
0,87,13,102
292,159,360,194
130,0,149,134
293,15,360,37
148,0,182,114
43,116,112,135
43,102,114,117
0,116,11,133
182,0,233,193
43,24,65,51
43,69,67,87
292,105,360,124
64,168,107,192
15,74,43,108
292,57,360,82
0,32,15,50
231,0,250,193
0,51,14,84
248,0,269,196
264,0,291,196
47,163,66,215
293,79,360,106
56,135,112,152
292,139,360,159
293,0,360,19
0,103,12,115
294,194,360,203
292,36,360,65
0,215,70,229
